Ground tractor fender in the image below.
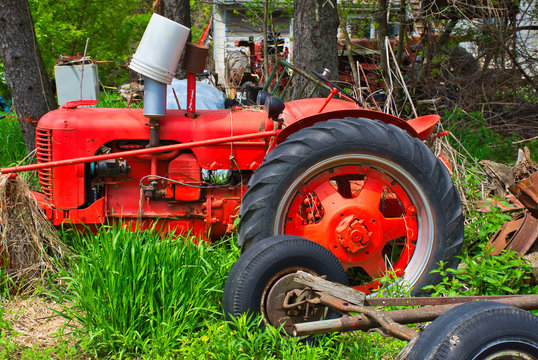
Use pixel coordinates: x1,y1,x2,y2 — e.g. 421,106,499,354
275,108,439,147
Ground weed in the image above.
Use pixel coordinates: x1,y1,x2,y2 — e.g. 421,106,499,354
423,243,536,296
442,108,537,163
97,90,135,109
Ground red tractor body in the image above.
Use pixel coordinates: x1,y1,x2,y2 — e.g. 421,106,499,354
31,97,413,241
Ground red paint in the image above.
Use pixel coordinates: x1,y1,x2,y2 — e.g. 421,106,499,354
1,94,439,247
187,72,196,118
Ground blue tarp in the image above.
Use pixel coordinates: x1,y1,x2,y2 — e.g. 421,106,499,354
0,97,11,113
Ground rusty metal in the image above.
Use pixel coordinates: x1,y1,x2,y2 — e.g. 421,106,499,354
292,294,538,338
487,211,538,256
262,270,328,335
364,294,532,307
182,43,210,74
306,293,417,341
509,172,538,216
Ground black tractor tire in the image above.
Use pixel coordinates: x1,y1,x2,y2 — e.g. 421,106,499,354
238,117,463,295
223,235,348,331
406,301,538,360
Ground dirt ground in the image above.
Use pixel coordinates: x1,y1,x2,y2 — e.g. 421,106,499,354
2,297,74,349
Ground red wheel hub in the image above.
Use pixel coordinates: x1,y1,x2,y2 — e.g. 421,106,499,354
337,216,372,254
283,165,418,293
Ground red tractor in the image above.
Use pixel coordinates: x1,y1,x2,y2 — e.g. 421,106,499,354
2,15,463,295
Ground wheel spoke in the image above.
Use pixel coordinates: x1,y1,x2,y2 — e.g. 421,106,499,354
381,217,408,242
313,180,347,215
360,252,387,279
355,177,383,208
287,222,326,245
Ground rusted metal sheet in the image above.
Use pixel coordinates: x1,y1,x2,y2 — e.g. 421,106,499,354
486,171,538,255
509,172,538,216
488,211,538,256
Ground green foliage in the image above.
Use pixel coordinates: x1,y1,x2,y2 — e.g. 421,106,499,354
29,0,152,85
38,226,405,359
442,108,538,163
0,114,28,167
375,270,412,299
423,244,536,296
175,314,402,360
465,206,512,248
190,0,212,44
96,90,137,109
444,109,515,162
231,0,293,33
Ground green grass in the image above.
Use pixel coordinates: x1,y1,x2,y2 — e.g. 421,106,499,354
442,108,538,163
0,112,27,167
97,90,141,109
50,225,238,357
37,227,404,359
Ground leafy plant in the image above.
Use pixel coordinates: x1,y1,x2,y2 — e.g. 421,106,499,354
0,61,10,99
442,108,524,163
175,314,402,360
423,244,536,296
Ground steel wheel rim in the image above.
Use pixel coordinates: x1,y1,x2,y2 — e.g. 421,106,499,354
261,267,326,334
273,154,434,293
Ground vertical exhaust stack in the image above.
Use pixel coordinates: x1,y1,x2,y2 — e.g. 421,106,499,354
182,43,209,118
129,13,190,146
129,13,189,187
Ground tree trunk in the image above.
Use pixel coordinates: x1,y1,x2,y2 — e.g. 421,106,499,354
292,0,339,99
376,0,389,86
159,0,191,79
0,0,56,153
395,0,407,106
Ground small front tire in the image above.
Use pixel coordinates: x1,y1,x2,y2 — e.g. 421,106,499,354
223,235,349,333
406,301,538,360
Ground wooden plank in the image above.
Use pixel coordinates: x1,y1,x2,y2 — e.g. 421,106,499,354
294,270,366,305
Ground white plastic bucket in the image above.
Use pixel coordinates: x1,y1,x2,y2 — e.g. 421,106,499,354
129,13,190,84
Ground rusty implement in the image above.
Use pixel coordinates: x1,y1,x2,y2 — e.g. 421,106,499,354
488,211,538,256
290,271,538,339
509,172,538,217
488,171,538,255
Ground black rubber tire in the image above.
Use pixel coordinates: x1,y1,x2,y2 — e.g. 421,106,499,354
223,235,349,326
407,301,538,360
238,117,463,295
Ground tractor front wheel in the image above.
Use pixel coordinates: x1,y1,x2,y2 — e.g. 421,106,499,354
238,118,463,295
223,235,348,333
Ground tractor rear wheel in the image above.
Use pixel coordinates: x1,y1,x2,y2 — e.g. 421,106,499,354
238,118,463,295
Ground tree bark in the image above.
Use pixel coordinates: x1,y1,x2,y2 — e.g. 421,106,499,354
159,0,192,79
395,0,407,105
0,0,56,152
376,0,389,85
292,0,339,99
